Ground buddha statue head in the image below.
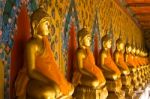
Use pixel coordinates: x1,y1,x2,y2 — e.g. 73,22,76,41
139,50,142,57
31,7,50,37
140,50,144,57
131,46,136,55
77,28,91,49
116,38,124,52
135,48,140,55
144,51,148,57
125,43,132,54
102,35,112,50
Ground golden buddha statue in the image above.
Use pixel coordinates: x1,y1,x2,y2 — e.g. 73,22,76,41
15,8,74,99
145,52,150,82
98,35,125,99
125,44,140,90
138,49,147,88
135,48,144,89
114,39,133,98
142,51,150,84
114,39,130,74
72,28,108,99
125,44,136,69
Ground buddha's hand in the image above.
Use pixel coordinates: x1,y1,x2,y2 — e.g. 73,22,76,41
122,70,130,75
57,83,74,99
113,73,121,80
68,83,74,96
99,80,106,89
117,71,121,77
62,83,74,96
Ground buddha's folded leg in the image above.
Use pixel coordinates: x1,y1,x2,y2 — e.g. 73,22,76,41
79,74,104,89
26,79,58,99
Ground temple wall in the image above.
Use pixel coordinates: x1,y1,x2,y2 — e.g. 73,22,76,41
0,0,145,98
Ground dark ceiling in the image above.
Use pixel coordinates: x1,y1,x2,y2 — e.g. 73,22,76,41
118,0,150,49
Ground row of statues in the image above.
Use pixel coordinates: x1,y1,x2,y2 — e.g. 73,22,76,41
14,8,150,99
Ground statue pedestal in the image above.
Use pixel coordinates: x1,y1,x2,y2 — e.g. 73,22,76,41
73,85,108,99
106,79,125,99
145,65,150,83
140,67,147,89
136,68,143,89
121,74,134,99
129,68,139,91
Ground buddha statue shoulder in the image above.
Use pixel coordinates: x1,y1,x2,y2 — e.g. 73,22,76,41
72,28,106,89
98,35,121,80
15,7,74,99
114,39,129,75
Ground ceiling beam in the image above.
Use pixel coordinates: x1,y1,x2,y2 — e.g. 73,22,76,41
136,15,150,19
139,21,150,23
138,18,150,22
130,6,150,14
144,30,150,32
140,21,150,25
127,3,150,7
142,27,150,30
134,12,150,16
125,0,150,4
117,0,142,29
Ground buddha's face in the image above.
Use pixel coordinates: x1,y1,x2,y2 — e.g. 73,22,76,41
139,51,143,56
126,46,131,53
82,34,91,47
135,49,140,55
131,47,136,54
144,52,147,56
142,51,144,56
117,43,124,51
37,20,50,36
104,40,112,49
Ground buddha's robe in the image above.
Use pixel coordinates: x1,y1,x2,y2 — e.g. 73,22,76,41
138,57,145,66
15,37,71,96
133,56,140,67
126,54,137,68
137,57,142,66
35,37,72,95
104,52,121,75
73,48,105,85
145,58,149,64
136,56,142,67
140,57,145,65
118,52,129,70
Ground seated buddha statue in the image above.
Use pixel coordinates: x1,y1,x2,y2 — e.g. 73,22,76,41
140,51,148,83
98,35,125,99
125,44,137,69
135,48,144,89
142,51,150,83
125,44,139,90
72,28,108,99
131,46,139,68
114,39,130,75
15,8,74,99
114,39,133,98
146,53,150,82
134,49,139,66
98,35,121,79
